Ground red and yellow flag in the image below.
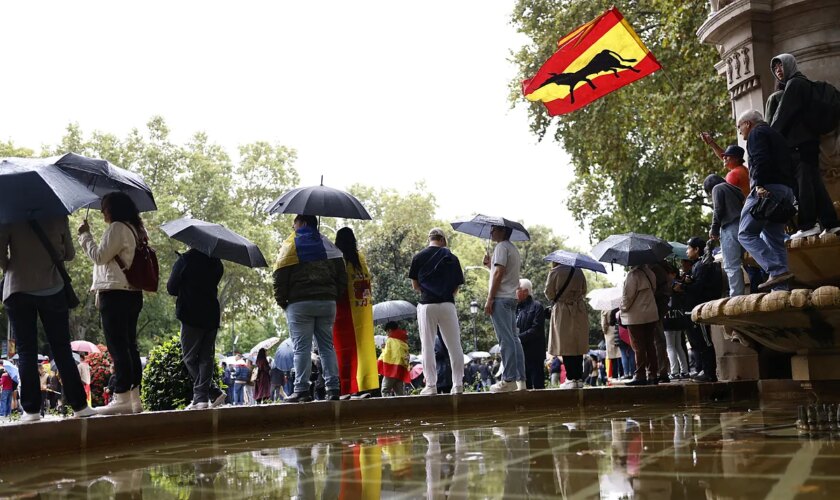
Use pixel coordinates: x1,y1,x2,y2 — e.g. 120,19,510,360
522,7,661,116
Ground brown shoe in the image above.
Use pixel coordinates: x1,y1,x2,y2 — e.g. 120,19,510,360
757,271,794,290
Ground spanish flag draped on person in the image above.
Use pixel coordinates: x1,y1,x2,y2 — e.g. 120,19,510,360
522,7,661,116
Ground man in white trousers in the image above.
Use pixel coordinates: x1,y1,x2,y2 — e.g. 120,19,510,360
409,228,466,395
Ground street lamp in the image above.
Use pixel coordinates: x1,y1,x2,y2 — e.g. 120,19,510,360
470,300,479,351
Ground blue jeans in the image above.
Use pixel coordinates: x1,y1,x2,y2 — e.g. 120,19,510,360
490,297,525,382
720,222,745,296
738,184,793,290
619,343,636,377
233,382,245,405
286,300,339,394
0,390,12,416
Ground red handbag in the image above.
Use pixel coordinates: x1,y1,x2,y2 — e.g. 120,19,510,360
115,223,159,292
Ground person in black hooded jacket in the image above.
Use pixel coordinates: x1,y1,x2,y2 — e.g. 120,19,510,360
167,248,226,409
768,53,840,239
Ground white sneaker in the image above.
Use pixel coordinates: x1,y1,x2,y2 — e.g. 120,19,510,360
74,406,96,418
419,386,437,396
558,380,577,390
490,380,516,393
130,387,143,413
95,391,133,416
450,385,464,395
185,401,209,410
516,381,527,391
21,412,42,422
791,225,820,240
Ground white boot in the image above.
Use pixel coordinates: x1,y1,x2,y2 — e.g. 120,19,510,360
130,387,143,413
95,391,133,416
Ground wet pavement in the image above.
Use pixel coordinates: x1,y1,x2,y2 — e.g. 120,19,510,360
1,402,838,498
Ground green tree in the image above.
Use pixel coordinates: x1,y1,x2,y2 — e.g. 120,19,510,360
510,0,731,242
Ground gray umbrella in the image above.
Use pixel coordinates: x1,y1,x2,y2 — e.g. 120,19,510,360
544,250,607,273
450,214,530,241
273,338,294,372
0,160,99,224
372,300,417,325
265,179,371,220
591,233,672,267
161,217,268,268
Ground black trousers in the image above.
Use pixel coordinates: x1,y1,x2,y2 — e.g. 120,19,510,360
563,355,584,381
524,354,546,389
686,322,717,378
794,141,838,230
180,323,221,403
99,290,143,393
4,291,87,413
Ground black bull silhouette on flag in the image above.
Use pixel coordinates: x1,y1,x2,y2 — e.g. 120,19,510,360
536,49,641,104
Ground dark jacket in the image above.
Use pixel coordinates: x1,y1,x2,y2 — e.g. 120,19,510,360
167,249,224,329
234,365,251,383
516,295,546,358
769,53,818,147
649,262,673,318
710,182,745,236
273,258,347,308
680,258,721,310
747,122,795,189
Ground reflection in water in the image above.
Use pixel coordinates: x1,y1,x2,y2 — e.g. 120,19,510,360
4,404,840,498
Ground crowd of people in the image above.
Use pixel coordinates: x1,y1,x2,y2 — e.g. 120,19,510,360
2,51,838,419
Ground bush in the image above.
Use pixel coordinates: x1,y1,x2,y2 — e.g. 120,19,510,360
87,350,113,407
141,335,223,411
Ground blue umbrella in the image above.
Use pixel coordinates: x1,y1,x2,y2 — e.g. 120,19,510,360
450,214,530,241
543,250,607,273
273,338,294,372
161,217,268,268
668,241,689,260
2,360,19,383
0,160,99,224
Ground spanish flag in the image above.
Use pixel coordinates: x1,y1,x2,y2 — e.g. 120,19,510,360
522,7,661,116
377,328,412,383
275,226,343,270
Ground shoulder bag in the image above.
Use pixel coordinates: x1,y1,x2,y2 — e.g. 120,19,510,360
28,221,80,309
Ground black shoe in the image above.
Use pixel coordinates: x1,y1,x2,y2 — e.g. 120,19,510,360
649,378,659,386
326,390,340,401
285,392,313,403
625,378,648,386
691,373,717,383
658,376,670,384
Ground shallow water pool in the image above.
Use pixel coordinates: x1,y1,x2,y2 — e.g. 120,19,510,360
0,402,836,498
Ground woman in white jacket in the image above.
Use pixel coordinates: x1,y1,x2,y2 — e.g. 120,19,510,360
78,192,146,415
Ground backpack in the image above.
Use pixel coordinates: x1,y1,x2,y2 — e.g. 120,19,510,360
808,80,840,135
114,222,160,292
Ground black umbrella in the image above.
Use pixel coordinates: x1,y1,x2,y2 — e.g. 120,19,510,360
450,214,530,241
372,300,417,325
0,160,99,224
543,250,607,273
52,153,157,212
160,217,268,267
265,179,371,220
591,232,672,266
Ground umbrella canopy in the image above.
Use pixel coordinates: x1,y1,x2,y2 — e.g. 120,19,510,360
587,286,623,311
489,344,501,355
273,338,295,372
462,354,472,365
668,241,689,261
10,354,49,362
51,153,157,212
588,349,607,361
467,351,491,359
0,159,100,224
591,233,672,267
543,250,607,273
374,335,388,348
2,360,19,382
450,214,530,241
249,336,282,356
70,340,101,354
265,181,371,220
161,217,268,268
372,300,417,325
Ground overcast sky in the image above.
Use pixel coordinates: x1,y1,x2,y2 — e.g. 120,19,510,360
1,1,593,251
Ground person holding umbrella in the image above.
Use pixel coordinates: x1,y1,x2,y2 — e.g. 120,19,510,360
1,216,95,420
620,263,660,386
166,241,226,409
332,227,379,399
78,192,148,414
273,215,346,402
544,263,589,389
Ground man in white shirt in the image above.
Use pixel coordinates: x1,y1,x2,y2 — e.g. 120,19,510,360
484,225,526,393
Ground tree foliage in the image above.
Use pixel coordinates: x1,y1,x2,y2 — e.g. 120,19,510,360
510,0,732,242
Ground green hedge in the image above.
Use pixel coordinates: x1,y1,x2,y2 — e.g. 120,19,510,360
141,335,223,411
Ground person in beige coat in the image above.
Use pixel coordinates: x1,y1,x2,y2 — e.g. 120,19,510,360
544,263,589,389
620,264,659,385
